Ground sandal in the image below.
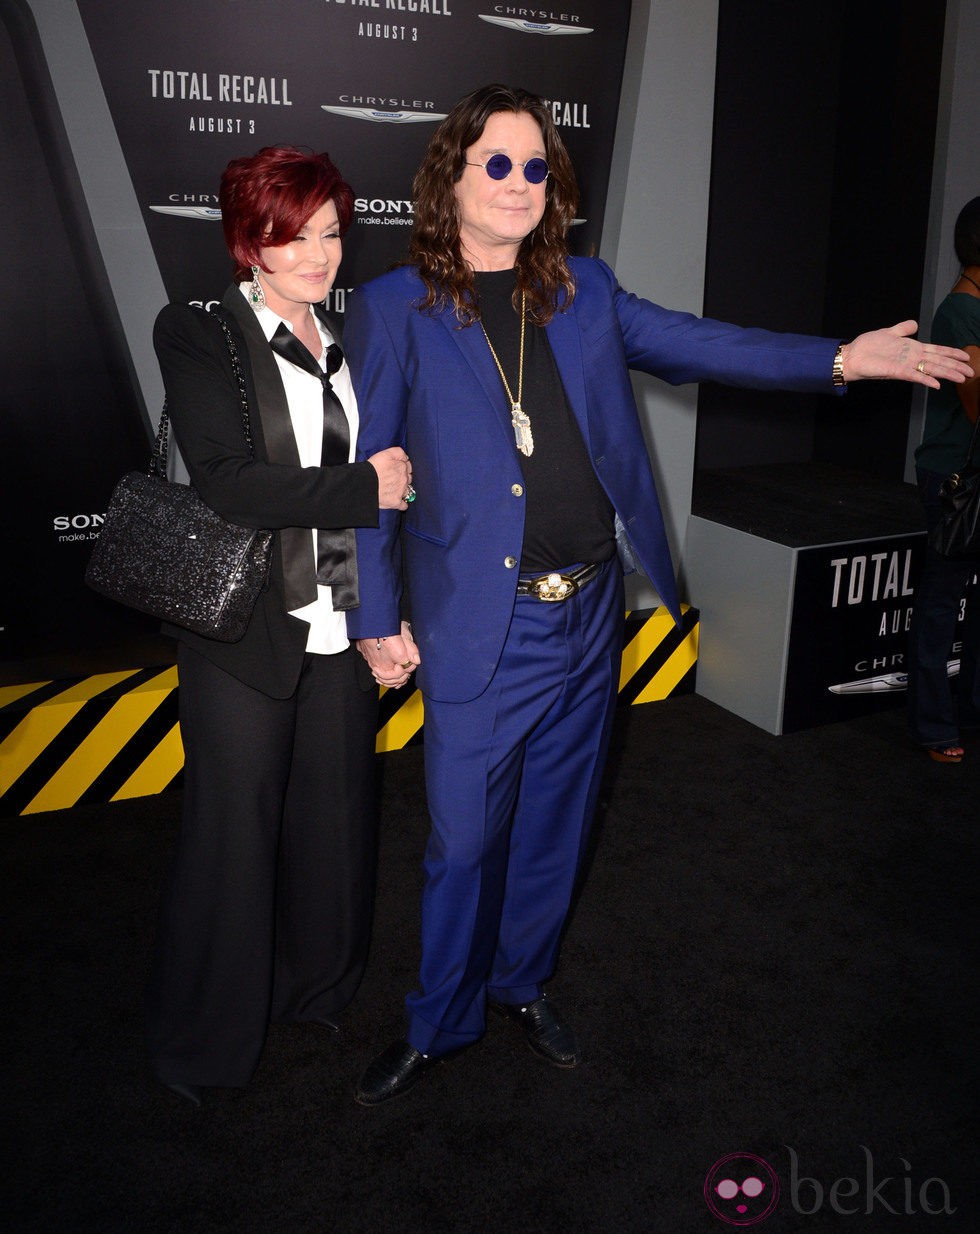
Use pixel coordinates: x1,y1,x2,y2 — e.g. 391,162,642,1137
926,744,964,764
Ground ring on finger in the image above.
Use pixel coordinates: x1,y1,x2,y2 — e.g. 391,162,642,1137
404,484,416,503
916,360,926,373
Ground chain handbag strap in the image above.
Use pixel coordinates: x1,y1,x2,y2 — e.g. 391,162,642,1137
150,305,256,478
149,405,171,479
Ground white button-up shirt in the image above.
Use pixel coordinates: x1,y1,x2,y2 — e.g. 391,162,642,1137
243,285,359,655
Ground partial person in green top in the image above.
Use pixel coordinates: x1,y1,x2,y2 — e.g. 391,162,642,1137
908,196,980,763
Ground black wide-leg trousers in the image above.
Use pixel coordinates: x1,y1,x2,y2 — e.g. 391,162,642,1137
145,642,379,1089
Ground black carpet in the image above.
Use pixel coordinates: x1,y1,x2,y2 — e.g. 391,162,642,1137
3,695,976,1232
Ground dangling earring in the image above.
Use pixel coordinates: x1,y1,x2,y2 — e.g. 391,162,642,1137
248,265,265,310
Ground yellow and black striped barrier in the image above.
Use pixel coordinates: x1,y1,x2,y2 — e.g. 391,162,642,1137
0,606,697,817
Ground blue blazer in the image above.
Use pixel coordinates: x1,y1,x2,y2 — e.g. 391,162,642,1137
345,257,840,703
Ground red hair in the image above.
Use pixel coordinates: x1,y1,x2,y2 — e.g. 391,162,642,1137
219,145,355,280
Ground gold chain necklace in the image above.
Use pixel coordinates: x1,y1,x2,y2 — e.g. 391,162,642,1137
480,291,533,456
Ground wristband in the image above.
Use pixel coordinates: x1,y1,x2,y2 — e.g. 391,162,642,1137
832,343,846,388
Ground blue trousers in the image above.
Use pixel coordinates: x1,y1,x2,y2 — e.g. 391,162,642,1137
907,468,980,747
406,560,624,1057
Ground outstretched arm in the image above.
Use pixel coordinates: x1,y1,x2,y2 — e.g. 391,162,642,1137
839,320,973,389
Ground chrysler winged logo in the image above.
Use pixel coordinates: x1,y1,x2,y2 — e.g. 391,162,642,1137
321,106,446,124
828,660,959,694
150,205,222,220
478,16,593,34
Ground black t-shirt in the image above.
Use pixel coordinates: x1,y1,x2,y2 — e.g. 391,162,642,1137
473,269,615,571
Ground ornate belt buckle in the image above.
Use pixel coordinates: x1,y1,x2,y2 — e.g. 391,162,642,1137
530,572,577,602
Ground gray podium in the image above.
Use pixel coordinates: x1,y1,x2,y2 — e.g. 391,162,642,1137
683,463,926,735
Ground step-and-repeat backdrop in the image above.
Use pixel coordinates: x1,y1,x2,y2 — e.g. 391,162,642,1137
2,0,632,675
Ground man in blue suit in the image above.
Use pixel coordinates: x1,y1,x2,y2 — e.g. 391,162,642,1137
345,84,972,1104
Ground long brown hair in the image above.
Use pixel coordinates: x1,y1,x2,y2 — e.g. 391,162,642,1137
409,84,579,325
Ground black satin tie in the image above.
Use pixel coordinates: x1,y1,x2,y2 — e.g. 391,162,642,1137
269,322,358,609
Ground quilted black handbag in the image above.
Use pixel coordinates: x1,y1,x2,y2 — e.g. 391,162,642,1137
85,309,273,642
929,416,980,560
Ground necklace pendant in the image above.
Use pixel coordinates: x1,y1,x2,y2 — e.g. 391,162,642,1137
511,404,534,457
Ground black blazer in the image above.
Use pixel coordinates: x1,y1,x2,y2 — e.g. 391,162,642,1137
152,284,379,698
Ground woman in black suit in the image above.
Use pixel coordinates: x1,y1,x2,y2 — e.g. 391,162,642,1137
145,146,417,1105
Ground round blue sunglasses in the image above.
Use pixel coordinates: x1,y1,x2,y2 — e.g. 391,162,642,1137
465,154,550,184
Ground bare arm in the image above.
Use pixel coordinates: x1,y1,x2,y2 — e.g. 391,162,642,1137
954,345,980,424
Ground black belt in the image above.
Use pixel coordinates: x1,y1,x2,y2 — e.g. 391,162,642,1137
516,562,601,602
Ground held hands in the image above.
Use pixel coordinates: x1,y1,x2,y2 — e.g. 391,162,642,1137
840,320,974,389
368,447,414,510
355,621,421,689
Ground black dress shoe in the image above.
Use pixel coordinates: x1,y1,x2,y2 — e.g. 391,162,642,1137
354,1039,431,1106
161,1080,203,1106
489,996,580,1068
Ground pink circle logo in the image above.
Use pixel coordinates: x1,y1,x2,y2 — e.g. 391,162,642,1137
704,1153,780,1226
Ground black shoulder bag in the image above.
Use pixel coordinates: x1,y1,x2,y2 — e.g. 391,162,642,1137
85,309,273,642
929,414,980,560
